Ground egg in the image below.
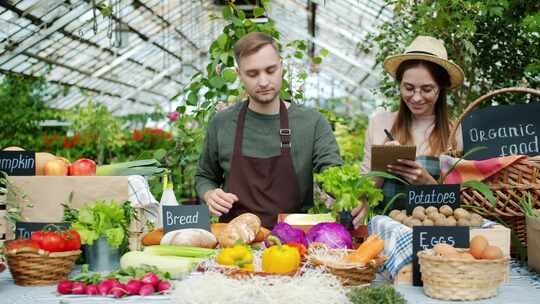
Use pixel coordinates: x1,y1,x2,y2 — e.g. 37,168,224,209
460,252,475,260
433,243,458,256
481,245,503,260
469,235,488,259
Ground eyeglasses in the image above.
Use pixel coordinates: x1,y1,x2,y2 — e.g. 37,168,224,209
400,84,439,99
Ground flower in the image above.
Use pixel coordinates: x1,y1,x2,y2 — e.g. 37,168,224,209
167,111,180,121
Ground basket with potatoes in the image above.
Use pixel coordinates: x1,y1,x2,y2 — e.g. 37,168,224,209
389,205,484,227
418,236,509,301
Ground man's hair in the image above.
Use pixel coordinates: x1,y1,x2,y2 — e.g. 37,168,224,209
234,32,279,66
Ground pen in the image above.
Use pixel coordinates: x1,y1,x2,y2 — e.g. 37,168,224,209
384,129,395,141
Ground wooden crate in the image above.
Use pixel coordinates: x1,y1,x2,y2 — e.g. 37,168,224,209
388,225,511,285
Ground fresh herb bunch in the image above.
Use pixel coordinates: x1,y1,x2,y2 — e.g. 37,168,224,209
347,285,406,304
71,200,129,248
315,165,383,214
71,264,171,285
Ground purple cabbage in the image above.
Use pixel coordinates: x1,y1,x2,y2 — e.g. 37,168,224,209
306,223,353,249
265,223,308,247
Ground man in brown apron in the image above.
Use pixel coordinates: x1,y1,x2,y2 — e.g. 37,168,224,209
195,32,342,228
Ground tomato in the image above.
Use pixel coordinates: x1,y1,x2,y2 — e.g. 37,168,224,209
63,230,81,251
6,239,40,251
31,231,46,248
40,231,65,252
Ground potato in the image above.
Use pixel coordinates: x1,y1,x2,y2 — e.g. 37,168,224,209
439,205,453,217
403,216,413,227
413,206,425,215
426,206,438,215
435,217,448,226
412,208,426,221
423,218,434,226
446,216,457,226
395,212,406,223
410,218,423,227
457,218,471,227
454,208,471,220
470,213,484,227
389,210,402,220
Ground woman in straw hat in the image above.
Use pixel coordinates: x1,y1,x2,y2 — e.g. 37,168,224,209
352,36,465,227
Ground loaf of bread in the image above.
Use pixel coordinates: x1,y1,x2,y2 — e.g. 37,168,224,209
160,228,217,248
217,213,262,248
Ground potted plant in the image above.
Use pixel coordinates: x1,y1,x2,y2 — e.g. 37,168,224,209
315,165,384,236
70,200,131,271
521,193,540,272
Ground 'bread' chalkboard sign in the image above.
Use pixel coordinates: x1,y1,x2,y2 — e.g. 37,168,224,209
462,103,540,160
162,204,210,234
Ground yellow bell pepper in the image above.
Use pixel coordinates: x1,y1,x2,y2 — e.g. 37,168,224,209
262,236,301,274
216,244,253,268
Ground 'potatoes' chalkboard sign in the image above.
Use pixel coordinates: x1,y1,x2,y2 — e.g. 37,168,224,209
15,222,70,240
162,204,210,234
0,151,36,175
462,103,540,160
412,226,469,286
406,184,460,214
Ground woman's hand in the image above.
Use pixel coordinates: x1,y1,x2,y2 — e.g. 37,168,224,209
352,201,369,229
387,159,437,185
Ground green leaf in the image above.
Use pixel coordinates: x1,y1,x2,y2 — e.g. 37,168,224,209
187,92,198,105
217,33,228,49
253,7,265,18
220,52,230,65
222,69,237,83
222,6,232,19
364,171,409,185
462,180,496,207
320,48,329,57
153,149,167,160
279,89,292,100
294,51,304,59
209,76,226,89
312,56,323,64
176,105,186,114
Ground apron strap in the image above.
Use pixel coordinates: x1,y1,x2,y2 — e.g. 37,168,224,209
234,100,292,157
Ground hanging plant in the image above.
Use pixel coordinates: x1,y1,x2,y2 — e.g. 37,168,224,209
177,1,328,116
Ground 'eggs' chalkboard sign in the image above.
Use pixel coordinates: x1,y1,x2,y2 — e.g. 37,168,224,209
162,204,210,234
0,151,36,176
412,226,469,286
462,102,540,160
405,184,460,214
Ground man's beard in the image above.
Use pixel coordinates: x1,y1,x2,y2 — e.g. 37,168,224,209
249,90,279,105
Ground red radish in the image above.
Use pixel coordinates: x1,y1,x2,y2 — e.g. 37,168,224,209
142,273,160,286
71,282,86,295
139,283,155,296
98,279,115,296
86,284,98,295
57,280,73,295
157,281,171,293
109,283,127,298
126,280,143,296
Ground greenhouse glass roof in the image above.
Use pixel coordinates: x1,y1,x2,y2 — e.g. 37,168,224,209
0,0,391,115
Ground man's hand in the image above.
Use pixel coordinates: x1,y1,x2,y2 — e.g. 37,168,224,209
352,201,369,229
203,188,239,216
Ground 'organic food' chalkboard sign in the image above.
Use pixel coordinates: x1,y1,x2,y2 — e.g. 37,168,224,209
462,103,540,160
405,184,460,214
0,151,36,176
162,204,210,234
412,226,469,286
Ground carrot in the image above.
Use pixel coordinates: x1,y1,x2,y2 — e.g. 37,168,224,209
344,239,385,264
354,235,379,253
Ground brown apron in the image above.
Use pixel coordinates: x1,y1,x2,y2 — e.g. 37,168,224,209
221,101,301,228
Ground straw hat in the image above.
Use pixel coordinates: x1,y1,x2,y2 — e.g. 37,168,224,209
383,36,465,90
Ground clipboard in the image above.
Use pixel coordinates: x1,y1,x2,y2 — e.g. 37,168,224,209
371,145,416,172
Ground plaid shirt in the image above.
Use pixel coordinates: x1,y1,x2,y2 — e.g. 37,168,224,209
380,156,440,211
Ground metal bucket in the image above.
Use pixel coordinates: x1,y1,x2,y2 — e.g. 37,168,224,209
85,236,120,272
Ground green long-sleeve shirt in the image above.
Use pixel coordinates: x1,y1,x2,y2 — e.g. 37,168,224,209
195,101,343,210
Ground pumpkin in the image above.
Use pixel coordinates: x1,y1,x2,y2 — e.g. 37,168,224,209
36,152,56,175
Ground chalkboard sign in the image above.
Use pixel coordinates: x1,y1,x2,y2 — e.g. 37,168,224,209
462,103,540,160
412,226,469,286
15,222,70,240
162,204,210,234
405,184,460,214
0,151,36,176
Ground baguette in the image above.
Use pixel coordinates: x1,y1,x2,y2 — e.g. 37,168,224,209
160,228,217,248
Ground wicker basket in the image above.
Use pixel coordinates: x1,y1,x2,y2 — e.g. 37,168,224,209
308,244,387,286
5,245,81,286
418,249,509,301
448,87,540,247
